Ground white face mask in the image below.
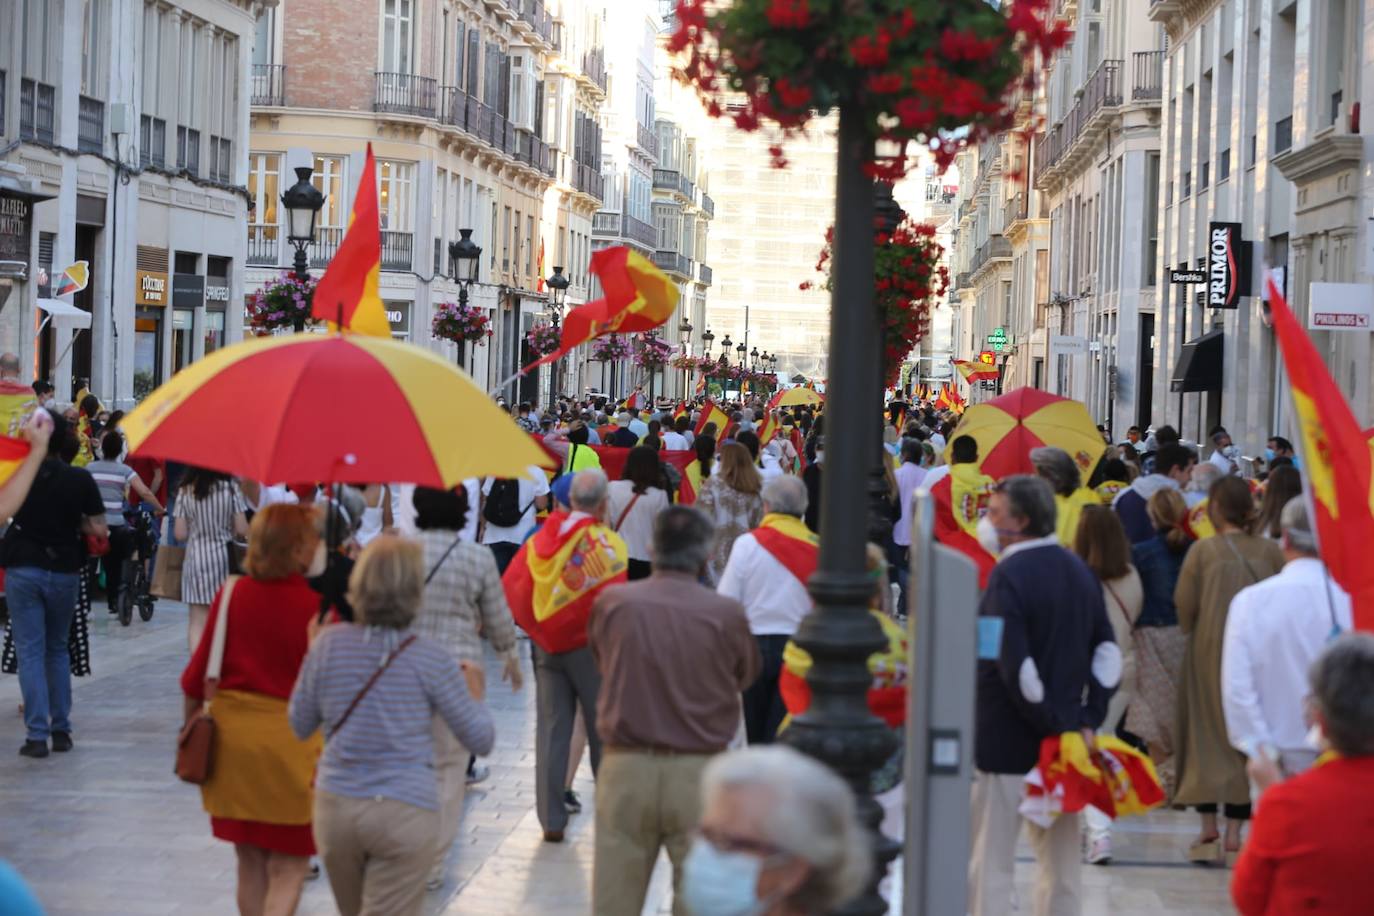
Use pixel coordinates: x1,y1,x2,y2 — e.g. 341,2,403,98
306,541,328,578
976,516,1002,555
680,838,779,916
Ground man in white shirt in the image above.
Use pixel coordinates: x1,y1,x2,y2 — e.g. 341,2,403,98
1222,497,1352,789
480,466,551,572
716,476,815,743
890,439,927,610
1207,428,1239,475
661,418,689,451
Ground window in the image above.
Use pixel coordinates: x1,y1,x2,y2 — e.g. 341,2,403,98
1143,153,1159,286
252,6,276,66
1199,161,1209,189
1182,170,1191,198
381,0,415,74
81,0,109,97
466,28,480,98
376,160,414,231
1325,0,1348,127
177,126,201,175
509,51,535,131
1218,149,1231,181
21,0,55,82
526,215,535,276
140,114,166,167
208,136,232,183
312,155,349,230
1273,116,1292,154
502,206,512,271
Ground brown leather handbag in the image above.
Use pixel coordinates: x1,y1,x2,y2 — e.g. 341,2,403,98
175,576,240,784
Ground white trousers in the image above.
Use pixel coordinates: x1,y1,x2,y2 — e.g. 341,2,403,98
968,770,1082,916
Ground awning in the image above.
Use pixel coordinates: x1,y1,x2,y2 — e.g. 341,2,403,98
1170,330,1223,392
35,298,93,330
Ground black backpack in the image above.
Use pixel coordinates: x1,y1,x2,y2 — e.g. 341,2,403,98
483,478,526,528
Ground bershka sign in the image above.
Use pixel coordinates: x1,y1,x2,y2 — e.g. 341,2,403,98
1170,269,1207,284
1207,222,1251,309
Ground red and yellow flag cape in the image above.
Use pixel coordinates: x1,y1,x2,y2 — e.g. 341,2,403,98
780,610,907,730
930,464,997,588
751,513,819,585
311,144,389,337
502,511,628,654
0,435,32,489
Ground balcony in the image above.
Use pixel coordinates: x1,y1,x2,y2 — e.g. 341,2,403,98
246,224,279,267
679,173,696,200
19,78,55,144
1035,60,1123,185
374,72,437,118
511,0,554,45
439,87,471,132
574,163,604,201
380,231,413,271
697,263,712,286
592,211,621,236
653,250,692,278
653,168,679,191
623,214,655,248
1004,191,1027,229
636,123,657,157
700,192,715,218
1132,51,1163,102
252,64,286,106
309,227,345,268
969,235,1012,275
77,96,104,154
581,48,607,93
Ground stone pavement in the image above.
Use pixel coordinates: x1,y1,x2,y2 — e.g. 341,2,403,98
0,600,1234,915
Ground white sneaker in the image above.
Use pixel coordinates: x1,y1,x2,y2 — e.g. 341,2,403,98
1085,835,1112,865
466,764,490,786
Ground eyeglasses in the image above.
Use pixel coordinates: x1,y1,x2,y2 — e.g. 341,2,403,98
695,825,784,859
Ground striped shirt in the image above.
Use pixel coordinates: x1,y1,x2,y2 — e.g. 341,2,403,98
86,459,136,527
288,624,495,811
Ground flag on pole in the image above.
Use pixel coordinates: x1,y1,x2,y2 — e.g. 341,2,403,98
934,385,951,410
1267,276,1374,629
954,358,999,383
623,389,641,411
527,246,678,370
757,412,779,447
310,144,389,337
694,374,707,396
695,399,729,437
672,402,688,423
536,238,546,292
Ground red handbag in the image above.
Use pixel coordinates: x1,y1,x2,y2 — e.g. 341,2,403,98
84,532,110,557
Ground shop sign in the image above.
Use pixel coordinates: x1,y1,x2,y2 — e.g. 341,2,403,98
1308,282,1374,331
977,350,996,365
0,195,32,266
172,273,205,309
1169,269,1207,284
1053,335,1088,355
1207,222,1251,309
205,281,230,304
136,270,168,306
986,327,1012,352
385,302,411,337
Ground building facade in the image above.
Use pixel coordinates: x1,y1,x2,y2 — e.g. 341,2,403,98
248,0,607,406
1,0,260,407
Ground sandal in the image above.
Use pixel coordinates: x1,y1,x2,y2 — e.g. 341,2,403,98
1188,836,1221,865
1224,845,1243,868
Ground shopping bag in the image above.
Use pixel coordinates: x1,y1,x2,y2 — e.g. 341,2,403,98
150,544,185,600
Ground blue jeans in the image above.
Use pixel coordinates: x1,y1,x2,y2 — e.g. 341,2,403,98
7,566,81,741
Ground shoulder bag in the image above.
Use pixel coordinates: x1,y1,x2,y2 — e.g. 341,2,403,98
327,636,417,739
174,575,240,784
613,493,642,532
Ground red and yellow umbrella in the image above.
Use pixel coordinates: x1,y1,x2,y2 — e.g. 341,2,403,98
768,387,824,410
951,387,1106,479
122,332,553,488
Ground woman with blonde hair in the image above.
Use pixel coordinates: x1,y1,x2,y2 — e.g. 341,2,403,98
289,536,494,916
179,504,324,916
1173,476,1284,865
1072,505,1143,864
697,442,764,583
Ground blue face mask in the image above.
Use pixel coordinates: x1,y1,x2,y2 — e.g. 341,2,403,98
680,839,777,916
1264,448,1276,463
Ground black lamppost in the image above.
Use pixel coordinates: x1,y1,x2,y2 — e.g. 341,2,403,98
679,317,693,400
546,266,570,398
449,228,482,370
778,104,899,916
749,345,759,371
702,327,715,357
735,340,747,399
281,166,326,332
719,334,733,399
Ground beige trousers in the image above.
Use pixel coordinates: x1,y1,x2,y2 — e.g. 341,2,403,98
968,770,1082,916
592,750,712,916
313,790,439,916
429,715,470,883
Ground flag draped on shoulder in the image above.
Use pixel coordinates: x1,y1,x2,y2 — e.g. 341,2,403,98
502,511,628,654
311,144,389,337
929,465,997,587
1267,276,1374,629
751,513,819,585
0,434,31,488
528,246,678,370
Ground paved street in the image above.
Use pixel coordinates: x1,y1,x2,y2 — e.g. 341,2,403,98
0,601,1234,915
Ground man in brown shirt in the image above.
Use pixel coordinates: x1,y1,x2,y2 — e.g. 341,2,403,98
588,506,761,916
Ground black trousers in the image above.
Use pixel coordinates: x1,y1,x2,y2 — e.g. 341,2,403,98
741,634,791,745
1195,803,1252,820
488,541,520,575
103,526,137,607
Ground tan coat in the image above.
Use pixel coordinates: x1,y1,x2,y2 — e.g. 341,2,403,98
1172,533,1284,807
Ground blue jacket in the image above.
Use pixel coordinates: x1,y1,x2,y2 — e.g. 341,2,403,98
1131,535,1190,628
1113,475,1180,544
975,537,1119,774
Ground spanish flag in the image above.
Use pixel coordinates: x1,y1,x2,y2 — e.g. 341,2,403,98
671,402,688,424
311,144,390,337
0,380,37,437
751,513,819,585
929,464,997,588
780,610,907,731
1022,732,1165,827
529,246,678,370
934,385,952,411
756,412,779,447
0,434,32,488
623,389,641,411
503,511,628,654
694,374,707,396
1268,276,1374,629
695,399,729,437
954,358,999,383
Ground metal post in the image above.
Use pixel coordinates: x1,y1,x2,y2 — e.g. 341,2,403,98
780,104,897,915
456,285,469,371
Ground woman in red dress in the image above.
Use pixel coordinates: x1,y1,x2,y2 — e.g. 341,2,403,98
181,504,323,916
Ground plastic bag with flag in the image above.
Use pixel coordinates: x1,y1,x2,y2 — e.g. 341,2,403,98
1019,732,1165,828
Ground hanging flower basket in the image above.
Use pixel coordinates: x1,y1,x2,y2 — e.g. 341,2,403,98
432,301,492,346
668,0,1069,176
806,216,948,386
525,322,562,357
591,334,633,362
247,271,317,332
632,334,676,369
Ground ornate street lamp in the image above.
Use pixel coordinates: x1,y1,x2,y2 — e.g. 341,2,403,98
678,317,694,400
750,345,759,370
719,334,732,361
448,228,482,369
281,166,326,282
546,266,571,398
702,328,716,367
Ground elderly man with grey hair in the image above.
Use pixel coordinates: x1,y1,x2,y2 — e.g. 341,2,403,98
970,474,1119,916
1222,496,1353,790
716,475,817,744
588,506,760,916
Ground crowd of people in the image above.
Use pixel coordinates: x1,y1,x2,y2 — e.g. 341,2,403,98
2,362,1372,916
